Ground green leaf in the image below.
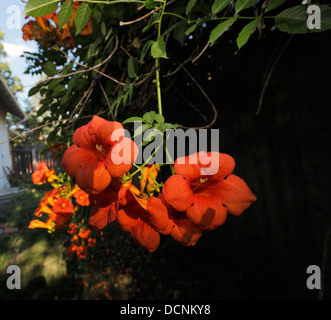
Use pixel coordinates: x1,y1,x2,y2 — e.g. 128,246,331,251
143,128,160,144
58,1,74,29
212,0,231,16
151,36,168,59
185,0,198,16
133,123,151,138
236,18,260,51
155,113,164,124
101,22,106,35
173,23,186,46
44,61,57,76
209,17,237,44
122,116,143,125
142,12,160,33
143,111,157,124
185,23,198,35
51,85,66,97
47,77,63,90
275,5,331,34
74,2,92,35
235,0,257,14
127,58,136,79
37,102,51,116
265,0,286,13
140,40,153,64
28,85,41,97
164,21,186,36
145,0,157,10
23,0,59,17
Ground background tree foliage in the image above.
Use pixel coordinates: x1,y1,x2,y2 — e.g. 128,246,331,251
22,0,331,153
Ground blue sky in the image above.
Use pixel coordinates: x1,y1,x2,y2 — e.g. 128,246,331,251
0,0,39,111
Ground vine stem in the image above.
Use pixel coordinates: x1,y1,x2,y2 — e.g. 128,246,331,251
155,0,167,117
155,58,163,116
125,145,162,183
155,0,175,175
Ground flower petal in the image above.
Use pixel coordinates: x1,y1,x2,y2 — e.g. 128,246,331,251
75,161,111,194
145,196,170,232
116,207,138,232
89,178,121,207
73,124,96,150
174,153,201,183
61,145,96,177
162,175,194,212
186,194,227,231
174,152,235,183
131,220,160,252
170,218,202,246
217,174,257,216
199,152,235,181
53,199,74,215
89,203,117,231
105,137,139,177
87,115,124,150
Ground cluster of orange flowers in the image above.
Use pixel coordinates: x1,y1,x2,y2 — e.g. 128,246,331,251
22,1,93,49
58,115,257,252
29,161,96,259
31,161,58,185
67,223,96,259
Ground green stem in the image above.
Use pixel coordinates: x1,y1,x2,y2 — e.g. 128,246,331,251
155,58,163,116
154,0,167,117
129,145,161,180
163,12,187,22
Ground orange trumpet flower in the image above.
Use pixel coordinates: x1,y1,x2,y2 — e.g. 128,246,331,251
116,182,170,252
61,116,138,195
162,152,257,232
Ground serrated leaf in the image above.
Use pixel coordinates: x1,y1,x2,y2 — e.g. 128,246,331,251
163,123,181,131
44,61,57,76
24,0,59,17
143,111,157,124
155,113,164,124
133,123,151,138
140,40,153,63
265,0,286,13
275,4,331,34
145,0,157,10
122,116,144,125
143,128,160,143
235,0,257,14
209,17,237,44
74,2,92,35
185,0,198,16
58,1,74,29
142,12,160,33
212,0,231,15
151,36,168,59
236,18,260,51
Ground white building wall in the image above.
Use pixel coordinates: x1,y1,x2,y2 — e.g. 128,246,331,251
0,107,12,190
